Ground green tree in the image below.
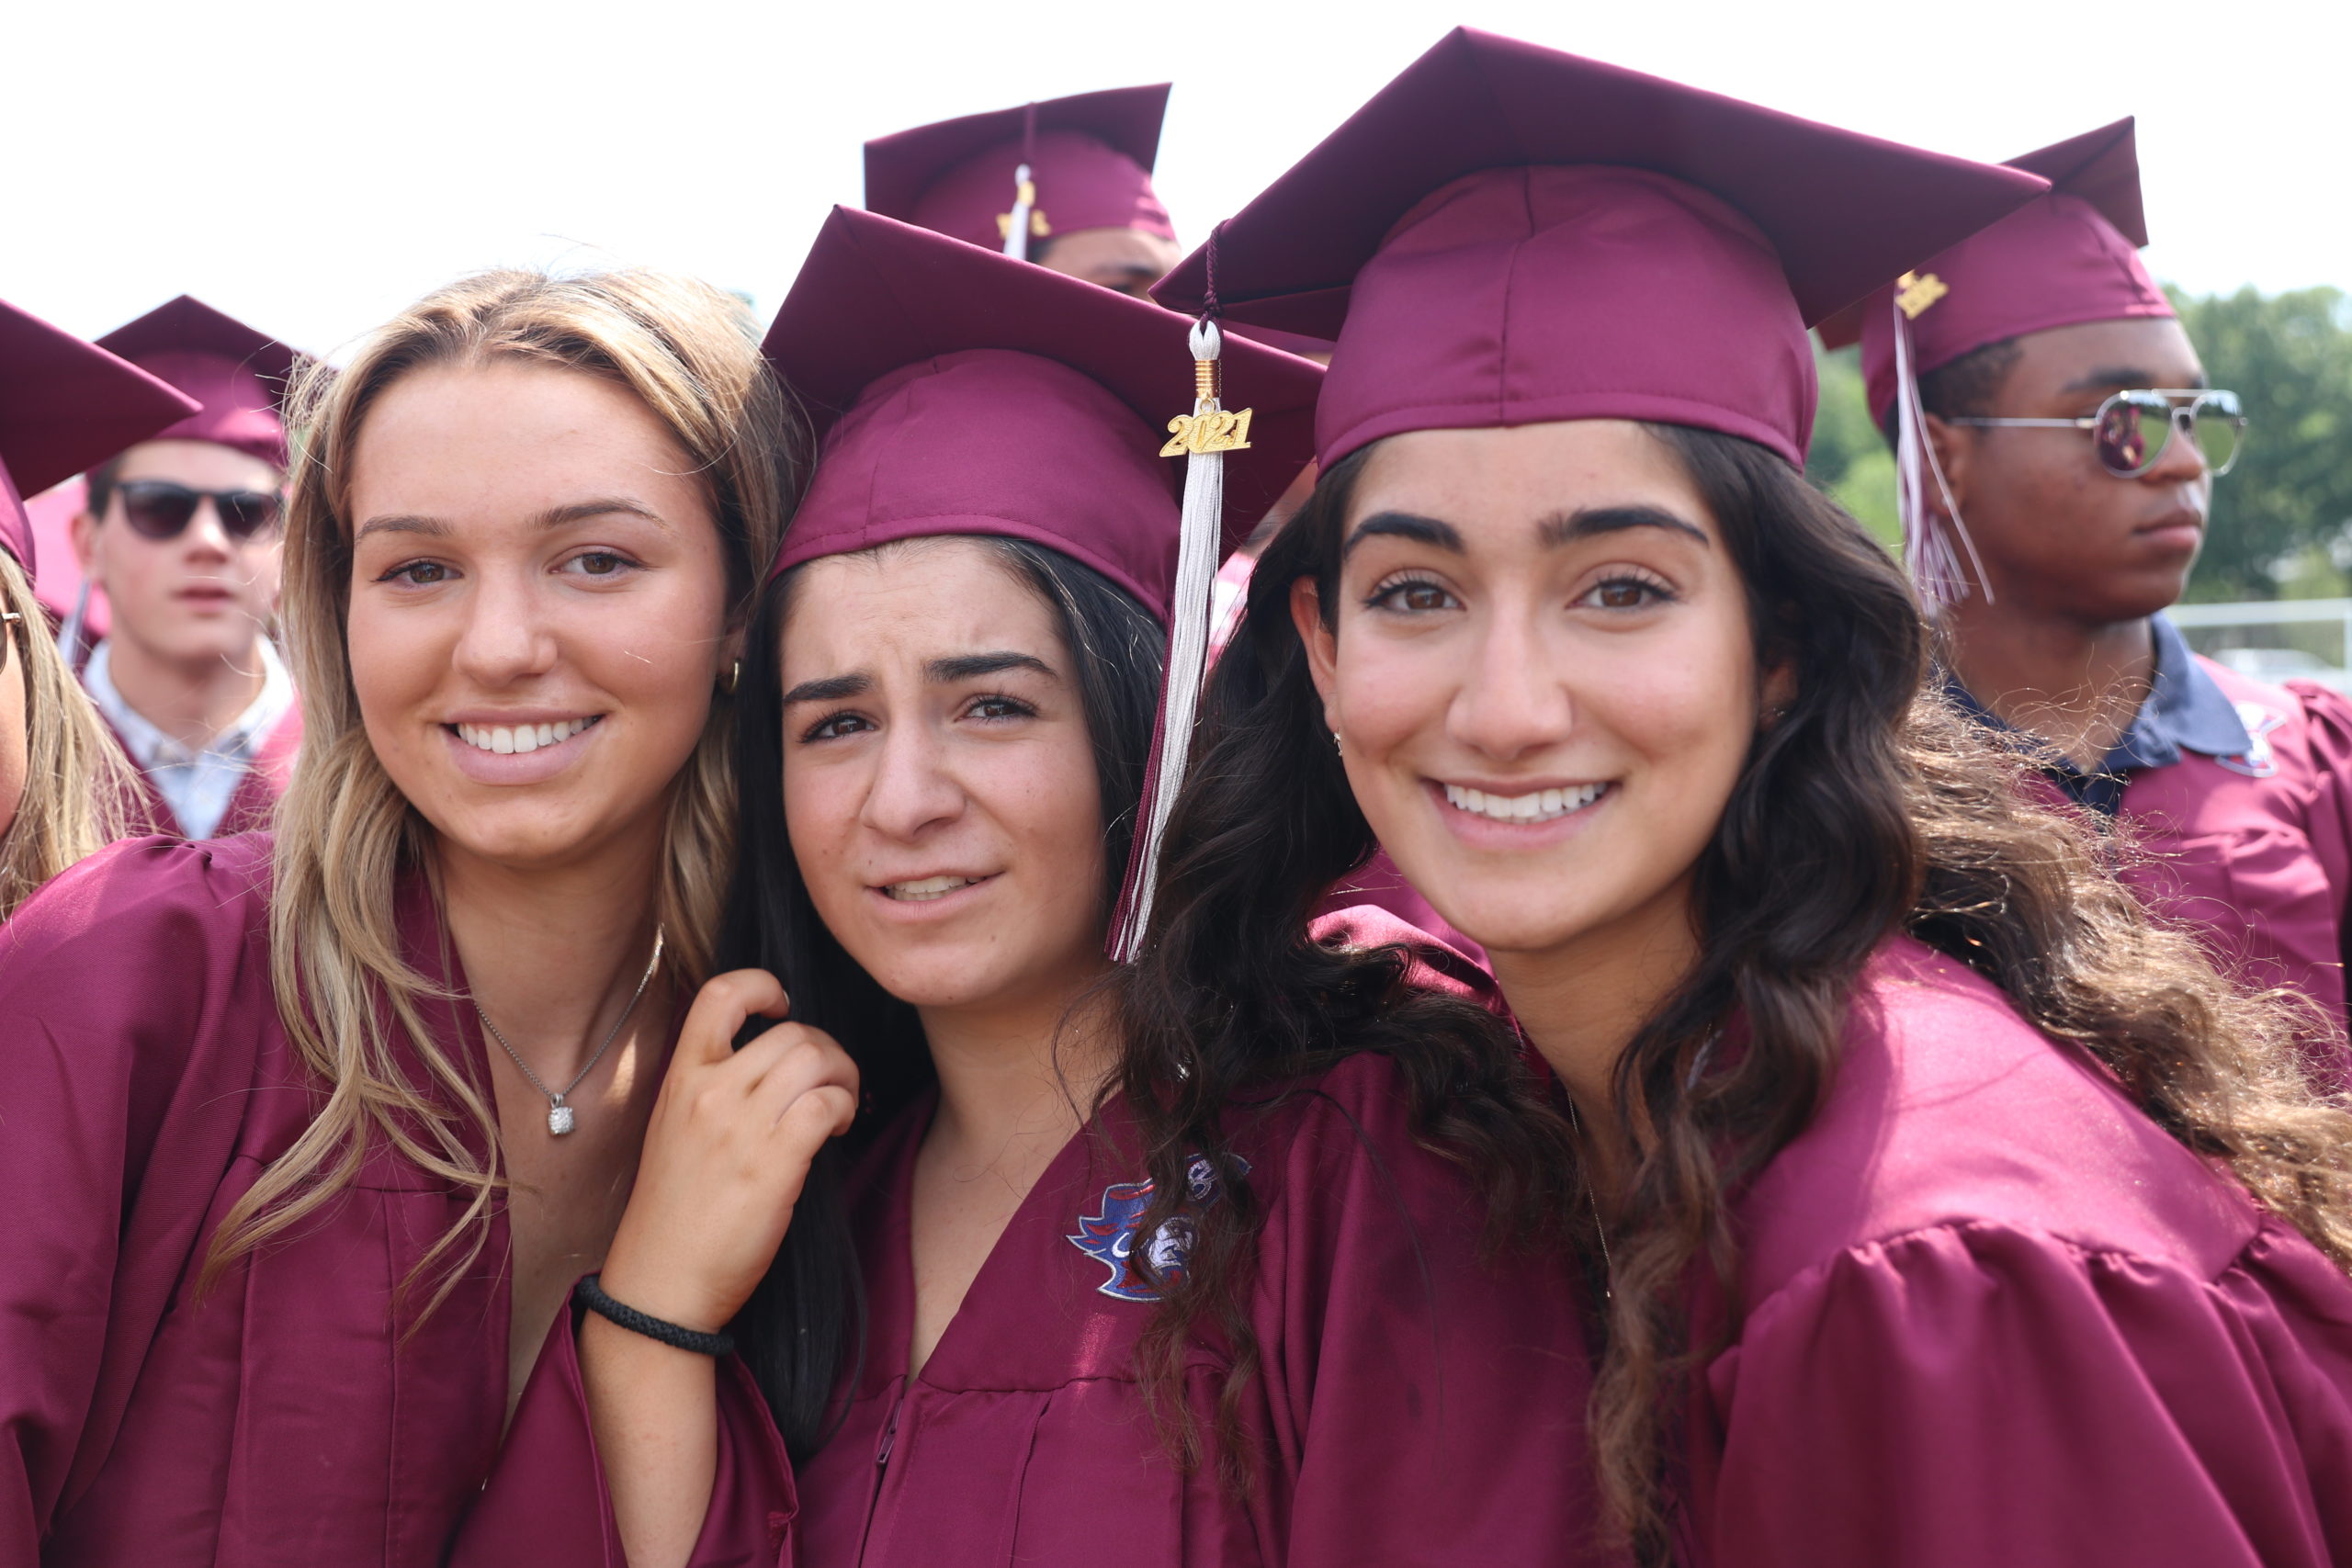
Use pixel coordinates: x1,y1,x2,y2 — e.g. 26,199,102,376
2172,286,2352,602
1806,342,1900,556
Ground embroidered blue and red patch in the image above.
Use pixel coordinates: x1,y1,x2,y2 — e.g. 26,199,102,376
1067,1153,1247,1302
2218,700,2286,778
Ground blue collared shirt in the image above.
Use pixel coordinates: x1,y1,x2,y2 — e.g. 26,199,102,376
1944,614,2254,816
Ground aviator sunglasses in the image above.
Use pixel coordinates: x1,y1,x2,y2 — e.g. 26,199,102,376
113,479,285,542
1947,389,2246,479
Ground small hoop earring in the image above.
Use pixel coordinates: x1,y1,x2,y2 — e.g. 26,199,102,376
1331,729,1343,754
719,660,741,696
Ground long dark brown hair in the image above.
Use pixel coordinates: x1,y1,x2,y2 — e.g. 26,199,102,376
1125,423,2352,1557
723,536,1164,1458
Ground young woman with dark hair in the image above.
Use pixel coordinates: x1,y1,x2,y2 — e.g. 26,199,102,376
1138,30,2352,1568
477,207,1611,1568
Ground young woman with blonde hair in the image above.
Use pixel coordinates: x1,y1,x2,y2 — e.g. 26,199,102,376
0,267,797,1566
0,299,186,919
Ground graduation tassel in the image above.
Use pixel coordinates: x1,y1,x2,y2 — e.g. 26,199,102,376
1001,164,1037,261
1109,314,1254,964
1890,278,1992,608
1001,103,1040,261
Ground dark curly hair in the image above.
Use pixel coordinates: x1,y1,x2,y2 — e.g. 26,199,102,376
1120,421,2352,1560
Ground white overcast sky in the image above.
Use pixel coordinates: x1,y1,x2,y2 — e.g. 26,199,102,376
7,0,2344,358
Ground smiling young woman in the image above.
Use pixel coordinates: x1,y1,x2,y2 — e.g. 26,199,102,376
0,269,796,1564
454,207,1607,1568
1142,30,2352,1568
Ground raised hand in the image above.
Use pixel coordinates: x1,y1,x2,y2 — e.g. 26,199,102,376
597,968,859,1335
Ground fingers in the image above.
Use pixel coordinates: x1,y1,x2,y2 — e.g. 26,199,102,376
741,1026,860,1132
776,1084,859,1152
673,970,789,1070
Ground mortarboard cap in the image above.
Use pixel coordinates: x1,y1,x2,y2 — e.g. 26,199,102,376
1819,118,2171,427
1153,28,2050,470
763,206,1320,619
96,295,302,471
0,300,201,581
864,85,1176,259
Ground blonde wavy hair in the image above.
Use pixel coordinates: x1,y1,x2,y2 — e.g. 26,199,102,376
203,269,799,1309
0,551,133,918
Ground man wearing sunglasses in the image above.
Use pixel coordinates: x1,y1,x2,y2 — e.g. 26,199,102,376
1828,118,2352,1077
66,297,304,841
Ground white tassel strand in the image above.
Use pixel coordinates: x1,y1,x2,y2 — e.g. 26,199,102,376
1002,163,1036,262
1112,318,1246,963
1892,297,1993,608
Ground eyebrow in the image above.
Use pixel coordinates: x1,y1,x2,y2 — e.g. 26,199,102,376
351,497,668,544
1343,512,1464,558
2062,366,2211,394
778,651,1056,708
1537,505,1712,548
1343,505,1707,558
928,650,1056,682
781,672,868,706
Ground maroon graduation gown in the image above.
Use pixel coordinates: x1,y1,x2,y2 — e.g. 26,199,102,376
0,832,527,1565
462,910,1608,1568
2103,660,2352,1074
99,705,304,840
1683,935,2352,1566
1958,617,2352,1083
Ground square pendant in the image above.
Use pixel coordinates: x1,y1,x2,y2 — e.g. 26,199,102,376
548,1103,576,1135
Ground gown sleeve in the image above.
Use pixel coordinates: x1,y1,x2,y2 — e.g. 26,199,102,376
0,839,266,1557
1694,1217,2352,1568
1254,1056,1608,1566
447,1303,799,1568
2286,677,2352,1065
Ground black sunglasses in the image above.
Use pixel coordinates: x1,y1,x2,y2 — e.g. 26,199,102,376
114,479,284,542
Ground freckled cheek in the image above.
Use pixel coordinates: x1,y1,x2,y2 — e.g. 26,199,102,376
1332,632,1460,759
1589,637,1755,783
983,742,1106,889
345,604,451,751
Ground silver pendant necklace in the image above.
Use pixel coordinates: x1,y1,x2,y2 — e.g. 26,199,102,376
473,926,665,1135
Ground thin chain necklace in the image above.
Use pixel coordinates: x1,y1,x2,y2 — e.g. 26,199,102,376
1564,1096,1614,1301
1517,1020,1614,1299
473,926,665,1135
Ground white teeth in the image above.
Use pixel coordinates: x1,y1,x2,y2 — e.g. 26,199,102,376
1442,781,1605,824
454,717,596,754
884,874,980,902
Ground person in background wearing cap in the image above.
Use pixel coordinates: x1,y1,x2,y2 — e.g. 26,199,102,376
1149,29,2352,1566
1824,120,2352,1081
66,297,303,840
0,302,193,917
865,85,1182,298
456,208,1606,1568
0,270,797,1564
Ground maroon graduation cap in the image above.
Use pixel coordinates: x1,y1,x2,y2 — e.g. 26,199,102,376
0,300,200,581
1152,28,2050,471
763,205,1319,617
1818,118,2169,427
863,85,1176,261
96,295,303,470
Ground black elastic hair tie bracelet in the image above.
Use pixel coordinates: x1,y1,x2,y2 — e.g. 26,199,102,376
573,1273,737,1358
